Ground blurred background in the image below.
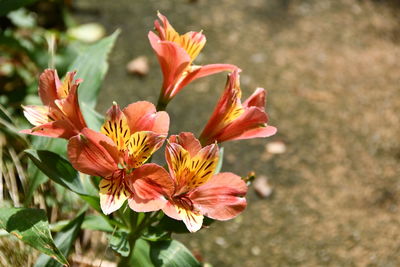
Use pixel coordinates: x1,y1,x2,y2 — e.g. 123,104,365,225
1,0,400,266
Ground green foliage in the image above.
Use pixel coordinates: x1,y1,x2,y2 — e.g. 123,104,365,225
109,231,130,257
25,149,86,195
150,240,201,267
35,211,86,267
69,30,120,109
0,0,38,16
131,238,154,267
0,208,68,265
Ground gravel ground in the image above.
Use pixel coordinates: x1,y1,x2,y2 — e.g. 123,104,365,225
73,0,400,266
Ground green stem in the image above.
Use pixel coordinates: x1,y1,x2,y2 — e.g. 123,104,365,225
156,91,168,111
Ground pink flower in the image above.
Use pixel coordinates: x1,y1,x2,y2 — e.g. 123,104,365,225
21,69,87,139
162,132,247,232
149,12,238,105
199,69,277,145
68,102,173,214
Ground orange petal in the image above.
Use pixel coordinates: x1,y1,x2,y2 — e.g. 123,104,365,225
168,132,201,157
38,69,59,106
123,101,170,135
190,172,247,221
68,128,119,177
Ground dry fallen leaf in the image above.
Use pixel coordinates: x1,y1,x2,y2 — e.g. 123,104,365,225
126,56,149,76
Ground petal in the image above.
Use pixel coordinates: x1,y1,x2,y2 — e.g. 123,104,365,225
190,172,247,221
99,177,130,215
230,125,277,141
175,205,203,233
67,128,119,177
54,84,86,131
170,64,239,99
216,106,272,143
148,31,191,99
169,132,201,157
22,105,49,126
165,141,219,193
127,131,166,168
126,163,174,200
243,87,266,109
123,101,170,135
163,199,203,232
20,120,77,139
38,69,59,105
199,70,243,143
128,196,167,213
101,103,130,151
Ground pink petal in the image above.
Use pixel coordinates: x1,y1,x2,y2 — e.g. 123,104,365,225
67,128,119,178
162,202,181,221
123,101,170,135
128,195,167,213
243,87,266,109
22,105,49,126
38,69,59,106
169,132,202,157
190,172,247,220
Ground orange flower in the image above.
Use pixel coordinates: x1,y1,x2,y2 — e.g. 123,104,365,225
68,102,173,214
162,133,247,232
21,69,86,139
199,69,277,145
149,12,238,106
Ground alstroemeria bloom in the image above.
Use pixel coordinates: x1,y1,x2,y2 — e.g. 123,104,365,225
21,69,86,139
68,102,173,214
149,12,238,105
162,132,247,232
199,70,277,145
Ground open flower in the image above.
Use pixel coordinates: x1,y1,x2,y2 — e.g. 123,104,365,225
162,132,247,232
199,69,277,145
21,69,87,139
68,102,173,214
149,12,238,105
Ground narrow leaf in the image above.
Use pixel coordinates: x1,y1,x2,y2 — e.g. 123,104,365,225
0,208,68,265
131,238,154,267
35,211,86,267
69,30,120,108
25,149,86,195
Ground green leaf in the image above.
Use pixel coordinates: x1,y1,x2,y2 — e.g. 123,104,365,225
0,208,68,265
35,211,86,267
0,0,38,16
69,30,119,108
150,240,201,267
80,102,104,131
82,214,113,232
109,231,130,257
215,147,224,174
25,149,86,195
24,160,48,206
131,238,154,267
143,226,171,242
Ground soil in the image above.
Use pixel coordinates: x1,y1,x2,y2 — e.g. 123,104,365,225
71,0,400,266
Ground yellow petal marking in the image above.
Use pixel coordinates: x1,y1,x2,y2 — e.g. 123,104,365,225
99,177,130,214
169,144,218,192
127,131,165,168
101,110,130,151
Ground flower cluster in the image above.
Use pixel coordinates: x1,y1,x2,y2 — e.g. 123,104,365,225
22,13,276,232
